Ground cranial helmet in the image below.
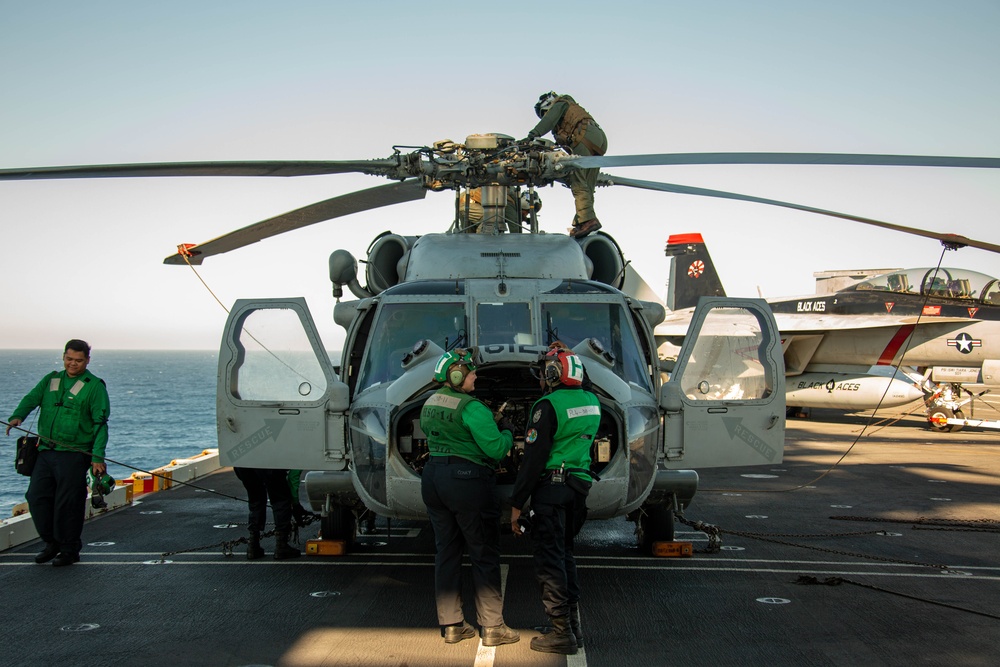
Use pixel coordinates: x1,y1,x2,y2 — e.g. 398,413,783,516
433,348,478,388
534,91,558,118
539,342,584,388
519,190,542,214
87,470,116,496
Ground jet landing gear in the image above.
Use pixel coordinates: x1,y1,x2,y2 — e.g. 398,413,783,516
926,382,970,433
928,406,965,433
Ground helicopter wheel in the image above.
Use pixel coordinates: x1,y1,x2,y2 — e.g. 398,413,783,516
635,503,675,553
928,407,962,433
320,504,357,547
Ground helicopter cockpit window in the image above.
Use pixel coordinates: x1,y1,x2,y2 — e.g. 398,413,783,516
680,307,771,402
477,302,532,346
232,308,328,402
358,302,466,389
540,301,651,392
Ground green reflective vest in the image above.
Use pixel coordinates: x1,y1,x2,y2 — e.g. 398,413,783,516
534,388,600,480
420,386,512,466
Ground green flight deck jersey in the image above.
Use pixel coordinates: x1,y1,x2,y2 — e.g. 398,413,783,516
420,386,513,467
10,369,110,464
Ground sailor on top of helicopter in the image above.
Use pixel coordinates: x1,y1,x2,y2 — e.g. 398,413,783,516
524,92,607,239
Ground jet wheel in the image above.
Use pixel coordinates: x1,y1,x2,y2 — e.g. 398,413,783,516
636,504,675,553
928,407,963,433
321,505,357,547
951,409,965,432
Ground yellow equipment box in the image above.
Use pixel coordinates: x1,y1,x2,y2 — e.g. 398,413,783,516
306,539,348,556
652,541,694,558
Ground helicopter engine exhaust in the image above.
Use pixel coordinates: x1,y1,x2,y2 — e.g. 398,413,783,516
577,232,626,288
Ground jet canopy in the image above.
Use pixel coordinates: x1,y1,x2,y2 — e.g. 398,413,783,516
848,267,1000,303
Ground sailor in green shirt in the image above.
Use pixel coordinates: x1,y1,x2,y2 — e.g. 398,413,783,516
510,342,600,655
419,348,520,646
6,339,110,567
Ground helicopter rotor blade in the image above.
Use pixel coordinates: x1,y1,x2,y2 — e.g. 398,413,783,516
572,152,1000,170
163,179,427,265
0,159,402,181
601,174,1000,255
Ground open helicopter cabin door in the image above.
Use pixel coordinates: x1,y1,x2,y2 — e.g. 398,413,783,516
217,298,349,471
660,297,785,469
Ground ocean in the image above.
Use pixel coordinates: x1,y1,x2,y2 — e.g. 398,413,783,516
1,349,218,515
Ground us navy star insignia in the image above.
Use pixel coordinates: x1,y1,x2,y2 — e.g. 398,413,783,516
946,332,982,354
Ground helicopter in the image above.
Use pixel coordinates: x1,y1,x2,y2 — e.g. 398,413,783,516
2,134,999,550
659,233,1000,432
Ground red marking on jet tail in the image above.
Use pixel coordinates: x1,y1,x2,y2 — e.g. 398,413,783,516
667,233,704,245
876,324,916,365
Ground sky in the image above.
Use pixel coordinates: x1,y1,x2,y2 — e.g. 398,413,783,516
1,0,998,352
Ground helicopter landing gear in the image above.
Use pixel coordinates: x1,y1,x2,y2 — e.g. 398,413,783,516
928,407,965,433
320,499,357,548
632,503,675,553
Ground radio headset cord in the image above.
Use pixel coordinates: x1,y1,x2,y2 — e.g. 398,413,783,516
669,247,959,553
666,245,1000,621
178,249,318,385
0,420,318,559
3,420,245,502
4,255,325,559
701,243,953,498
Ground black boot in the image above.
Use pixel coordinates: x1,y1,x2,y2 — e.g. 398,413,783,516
569,603,584,648
273,530,301,560
534,603,584,648
247,530,264,560
530,615,577,655
35,542,60,564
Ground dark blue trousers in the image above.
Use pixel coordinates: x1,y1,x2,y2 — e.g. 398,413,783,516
234,467,293,532
26,449,92,556
529,482,588,618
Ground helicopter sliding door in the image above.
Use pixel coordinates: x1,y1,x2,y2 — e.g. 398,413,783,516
217,298,349,470
660,297,785,469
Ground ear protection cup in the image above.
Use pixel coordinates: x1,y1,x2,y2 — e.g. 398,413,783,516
541,347,585,387
543,360,562,386
434,348,477,388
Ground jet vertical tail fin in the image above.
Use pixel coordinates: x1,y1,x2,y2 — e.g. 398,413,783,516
665,233,726,310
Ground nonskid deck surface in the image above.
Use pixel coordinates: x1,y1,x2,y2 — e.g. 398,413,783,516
2,410,998,667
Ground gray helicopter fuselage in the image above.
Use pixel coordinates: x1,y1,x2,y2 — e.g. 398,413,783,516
332,232,662,520
215,231,786,542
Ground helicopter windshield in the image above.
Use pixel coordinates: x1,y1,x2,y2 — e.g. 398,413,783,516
477,302,532,346
359,302,467,388
851,267,999,302
541,301,652,392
